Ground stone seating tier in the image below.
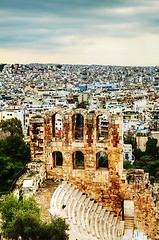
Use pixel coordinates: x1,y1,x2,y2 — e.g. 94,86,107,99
49,181,150,240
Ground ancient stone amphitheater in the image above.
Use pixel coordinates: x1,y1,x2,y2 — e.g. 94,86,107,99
29,108,159,240
48,181,150,240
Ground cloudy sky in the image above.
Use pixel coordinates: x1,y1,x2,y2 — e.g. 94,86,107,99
0,0,159,65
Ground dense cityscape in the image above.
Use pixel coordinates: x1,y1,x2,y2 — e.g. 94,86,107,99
1,63,159,146
0,63,159,240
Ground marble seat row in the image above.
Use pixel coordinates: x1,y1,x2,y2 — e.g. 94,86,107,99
49,182,150,240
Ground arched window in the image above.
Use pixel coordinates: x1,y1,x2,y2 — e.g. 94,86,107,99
125,153,129,160
72,151,84,168
52,114,63,138
96,151,108,169
52,151,63,167
72,114,84,140
97,114,108,140
33,123,40,134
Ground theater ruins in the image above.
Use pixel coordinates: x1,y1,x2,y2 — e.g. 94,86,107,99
25,108,159,240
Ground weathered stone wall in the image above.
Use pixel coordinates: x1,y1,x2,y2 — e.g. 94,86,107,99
152,131,159,147
30,108,158,239
125,169,157,239
30,118,45,162
136,136,148,152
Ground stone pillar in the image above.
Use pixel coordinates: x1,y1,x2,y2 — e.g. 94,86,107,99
108,114,123,176
30,118,45,162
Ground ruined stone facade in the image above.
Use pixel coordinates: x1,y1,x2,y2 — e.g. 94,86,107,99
30,108,158,240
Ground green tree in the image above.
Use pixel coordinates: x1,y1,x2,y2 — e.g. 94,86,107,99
0,155,13,191
147,159,159,180
1,194,69,240
133,137,159,183
0,117,22,136
146,137,158,157
0,134,30,164
123,160,134,170
0,135,30,194
98,156,108,168
134,148,145,160
135,155,150,172
47,217,69,240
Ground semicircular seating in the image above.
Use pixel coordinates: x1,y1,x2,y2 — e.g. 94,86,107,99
48,182,151,240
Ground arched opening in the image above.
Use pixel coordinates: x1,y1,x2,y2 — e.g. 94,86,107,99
125,153,129,160
96,151,108,169
72,114,84,140
72,151,84,168
97,114,108,140
52,151,63,167
52,113,63,138
27,126,30,136
32,123,40,134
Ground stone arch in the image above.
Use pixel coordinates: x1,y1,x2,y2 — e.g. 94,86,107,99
72,113,84,140
96,114,109,140
52,112,63,138
52,151,63,168
96,151,108,169
72,151,84,169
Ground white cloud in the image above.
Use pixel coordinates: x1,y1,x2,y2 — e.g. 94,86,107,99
1,33,159,66
0,0,159,65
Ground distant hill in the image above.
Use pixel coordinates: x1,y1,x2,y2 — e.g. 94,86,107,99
0,64,5,72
